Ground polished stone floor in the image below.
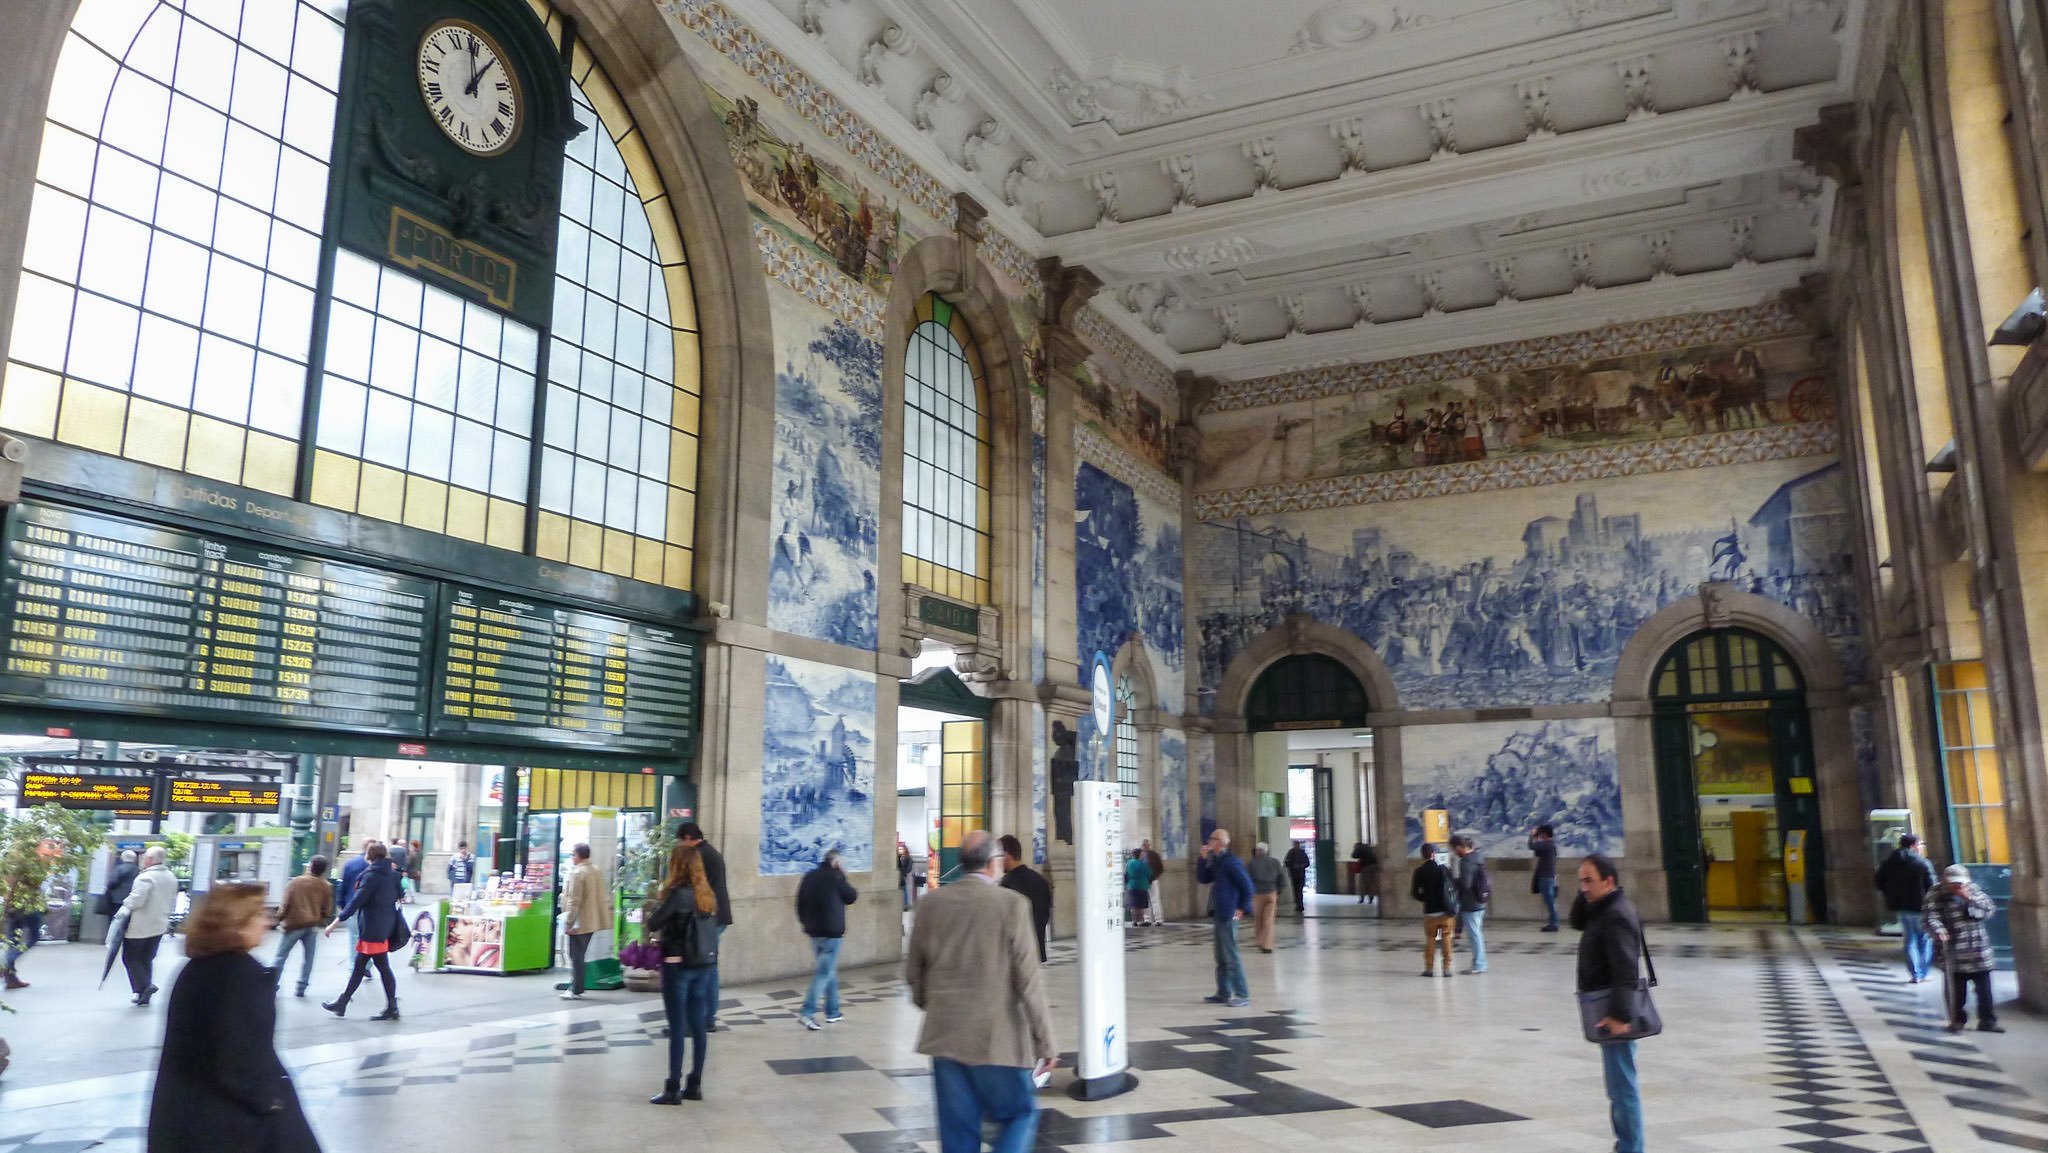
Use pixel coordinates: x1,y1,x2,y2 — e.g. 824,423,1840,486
0,907,2042,1152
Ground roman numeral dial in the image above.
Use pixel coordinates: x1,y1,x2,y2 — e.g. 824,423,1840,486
416,20,521,156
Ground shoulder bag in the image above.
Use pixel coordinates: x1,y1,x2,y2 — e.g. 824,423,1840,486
1577,930,1661,1043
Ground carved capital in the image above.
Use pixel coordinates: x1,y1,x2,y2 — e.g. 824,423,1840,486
953,192,987,245
1041,327,1092,379
1173,369,1216,419
1793,103,1859,188
1037,256,1103,330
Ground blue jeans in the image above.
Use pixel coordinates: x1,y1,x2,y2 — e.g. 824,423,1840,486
1211,916,1248,999
1900,916,1934,981
708,923,723,1023
803,936,842,1018
1602,1040,1644,1153
3,911,42,974
272,927,319,993
1538,877,1559,926
661,963,716,1084
1460,908,1487,971
931,1056,1038,1153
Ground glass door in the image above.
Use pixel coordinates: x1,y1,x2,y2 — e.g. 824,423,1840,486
936,718,985,880
1932,661,2013,966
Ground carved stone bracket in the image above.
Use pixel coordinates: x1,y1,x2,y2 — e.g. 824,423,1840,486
1793,103,1860,188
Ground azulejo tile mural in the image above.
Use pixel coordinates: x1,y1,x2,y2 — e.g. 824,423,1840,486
1158,731,1189,861
761,655,877,875
710,85,925,294
1076,461,1187,705
767,284,883,649
1197,328,1832,490
1195,457,1861,712
1402,719,1624,860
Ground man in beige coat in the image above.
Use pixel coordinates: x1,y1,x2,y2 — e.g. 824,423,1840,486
906,830,1057,1153
561,844,609,1000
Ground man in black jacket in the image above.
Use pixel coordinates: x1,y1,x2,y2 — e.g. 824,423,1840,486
1411,844,1459,977
1573,853,1646,1153
678,823,732,1027
997,834,1053,962
795,849,858,1030
1874,834,1938,982
1283,841,1311,915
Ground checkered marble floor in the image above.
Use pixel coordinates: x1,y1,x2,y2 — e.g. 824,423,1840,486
0,918,2037,1152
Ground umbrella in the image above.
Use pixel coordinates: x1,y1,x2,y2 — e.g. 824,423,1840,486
98,907,130,989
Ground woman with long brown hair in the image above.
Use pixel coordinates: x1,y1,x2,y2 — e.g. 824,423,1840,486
149,883,320,1152
644,841,720,1105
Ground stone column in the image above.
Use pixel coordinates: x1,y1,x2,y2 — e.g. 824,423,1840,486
1034,257,1099,939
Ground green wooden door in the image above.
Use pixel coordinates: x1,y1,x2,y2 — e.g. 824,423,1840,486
1654,707,1707,922
1769,702,1826,922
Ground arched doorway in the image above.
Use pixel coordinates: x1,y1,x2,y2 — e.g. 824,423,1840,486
1244,654,1372,900
1651,628,1823,924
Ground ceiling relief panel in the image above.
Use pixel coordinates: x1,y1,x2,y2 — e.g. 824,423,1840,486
677,0,1861,381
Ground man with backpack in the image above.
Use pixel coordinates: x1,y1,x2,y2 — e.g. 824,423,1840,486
1450,834,1491,974
1411,843,1459,977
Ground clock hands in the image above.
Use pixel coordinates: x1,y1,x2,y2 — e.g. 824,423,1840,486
464,54,501,98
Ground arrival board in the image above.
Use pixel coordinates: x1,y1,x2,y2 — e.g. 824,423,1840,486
436,586,696,755
0,502,434,734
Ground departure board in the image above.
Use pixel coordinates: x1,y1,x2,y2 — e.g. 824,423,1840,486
0,502,434,733
435,586,696,754
18,771,154,810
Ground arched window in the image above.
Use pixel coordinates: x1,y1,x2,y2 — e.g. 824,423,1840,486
1891,129,1957,472
1652,628,1804,701
1942,0,2036,378
1115,672,1140,799
4,1,345,493
1848,326,1893,573
902,294,990,604
6,1,700,590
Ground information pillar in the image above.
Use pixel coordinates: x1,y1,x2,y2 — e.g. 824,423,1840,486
1072,780,1134,1100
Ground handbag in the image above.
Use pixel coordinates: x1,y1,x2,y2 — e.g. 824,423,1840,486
1577,931,1660,1043
388,913,412,951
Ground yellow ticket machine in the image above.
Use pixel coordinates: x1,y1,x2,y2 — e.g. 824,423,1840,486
1784,830,1811,924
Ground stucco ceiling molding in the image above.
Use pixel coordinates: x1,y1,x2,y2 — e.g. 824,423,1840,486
1192,420,1839,518
1201,299,1807,412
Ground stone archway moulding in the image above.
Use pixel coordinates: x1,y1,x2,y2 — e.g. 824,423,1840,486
1612,583,1848,706
1608,583,1870,925
1210,614,1402,723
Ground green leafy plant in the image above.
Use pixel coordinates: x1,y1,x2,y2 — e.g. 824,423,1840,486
1,804,104,1013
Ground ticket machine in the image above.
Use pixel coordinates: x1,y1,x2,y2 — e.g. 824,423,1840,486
191,834,292,906
1784,830,1812,924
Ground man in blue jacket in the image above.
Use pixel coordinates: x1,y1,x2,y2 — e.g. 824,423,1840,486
1195,828,1254,1007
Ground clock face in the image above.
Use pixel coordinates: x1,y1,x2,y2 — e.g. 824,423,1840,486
417,20,522,156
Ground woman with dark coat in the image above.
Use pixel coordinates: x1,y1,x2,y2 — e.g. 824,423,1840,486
321,841,402,1020
644,841,719,1105
149,882,321,1152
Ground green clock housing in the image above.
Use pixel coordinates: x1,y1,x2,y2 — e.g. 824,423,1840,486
327,0,579,332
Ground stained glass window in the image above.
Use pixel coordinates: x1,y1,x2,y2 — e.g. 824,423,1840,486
3,0,345,494
902,295,991,605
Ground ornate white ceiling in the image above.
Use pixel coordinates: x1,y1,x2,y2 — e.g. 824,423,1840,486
729,0,1860,382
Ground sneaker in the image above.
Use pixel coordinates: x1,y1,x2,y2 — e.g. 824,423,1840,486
1226,997,1250,1008
1419,970,1435,978
800,1015,822,1031
825,1014,844,1024
1979,1021,2007,1033
1464,967,1487,975
1203,994,1230,1003
1539,924,1559,933
559,991,582,1000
